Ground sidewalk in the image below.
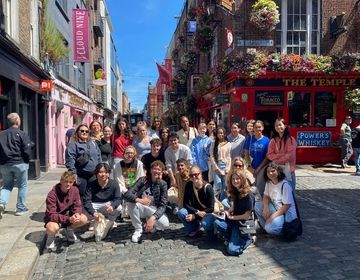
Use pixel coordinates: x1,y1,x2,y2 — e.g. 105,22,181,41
0,167,66,280
0,164,357,280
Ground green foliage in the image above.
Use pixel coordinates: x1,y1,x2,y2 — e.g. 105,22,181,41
344,88,360,108
40,0,69,64
252,0,278,10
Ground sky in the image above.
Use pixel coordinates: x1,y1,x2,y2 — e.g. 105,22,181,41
106,0,184,112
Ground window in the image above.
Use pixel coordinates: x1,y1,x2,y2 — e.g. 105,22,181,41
3,0,18,41
288,91,311,127
275,0,319,54
314,92,336,127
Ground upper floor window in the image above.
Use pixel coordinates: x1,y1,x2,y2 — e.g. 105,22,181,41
275,0,320,55
3,0,19,41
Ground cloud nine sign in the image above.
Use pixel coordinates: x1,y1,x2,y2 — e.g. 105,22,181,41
73,9,90,62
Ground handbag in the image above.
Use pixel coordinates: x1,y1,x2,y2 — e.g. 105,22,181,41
239,211,256,235
192,183,224,214
281,183,303,241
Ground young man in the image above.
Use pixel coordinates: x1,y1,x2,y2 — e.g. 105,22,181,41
190,123,211,181
165,132,192,187
124,161,169,243
141,138,166,177
44,171,88,251
0,113,32,218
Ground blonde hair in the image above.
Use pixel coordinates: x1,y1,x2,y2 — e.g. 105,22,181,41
227,169,250,201
7,113,20,126
61,171,77,181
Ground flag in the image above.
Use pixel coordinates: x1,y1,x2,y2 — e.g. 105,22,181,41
156,63,171,87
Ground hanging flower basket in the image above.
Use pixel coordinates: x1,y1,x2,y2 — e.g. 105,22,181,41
250,0,280,31
194,26,215,52
344,88,360,108
182,50,198,67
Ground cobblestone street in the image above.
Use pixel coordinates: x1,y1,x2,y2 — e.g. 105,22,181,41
30,173,360,280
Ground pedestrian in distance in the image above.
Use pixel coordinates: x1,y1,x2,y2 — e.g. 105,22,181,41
65,124,101,198
0,113,32,218
124,160,169,243
44,171,88,252
190,122,211,181
177,166,216,239
209,127,232,200
214,169,254,256
340,116,353,168
267,118,297,191
177,115,198,147
83,163,122,241
254,163,298,236
351,123,360,175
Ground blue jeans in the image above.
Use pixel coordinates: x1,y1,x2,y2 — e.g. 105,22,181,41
289,171,296,193
254,201,284,236
177,208,215,239
212,161,227,200
354,148,360,171
0,163,29,211
214,219,252,256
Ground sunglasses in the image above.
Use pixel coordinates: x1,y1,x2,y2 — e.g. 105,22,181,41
234,164,244,168
79,130,89,133
190,173,200,178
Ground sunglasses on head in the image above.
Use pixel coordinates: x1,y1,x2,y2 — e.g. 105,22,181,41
190,172,200,178
79,130,89,133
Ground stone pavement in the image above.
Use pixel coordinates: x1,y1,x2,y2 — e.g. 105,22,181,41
1,165,360,280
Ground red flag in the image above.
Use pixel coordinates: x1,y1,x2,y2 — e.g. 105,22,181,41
156,63,171,87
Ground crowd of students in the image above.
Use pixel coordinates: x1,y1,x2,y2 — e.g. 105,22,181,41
44,115,300,256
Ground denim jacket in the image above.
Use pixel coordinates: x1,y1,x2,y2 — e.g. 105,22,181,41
190,135,211,172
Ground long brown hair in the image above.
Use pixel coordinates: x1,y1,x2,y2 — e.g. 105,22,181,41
72,124,90,143
227,169,250,201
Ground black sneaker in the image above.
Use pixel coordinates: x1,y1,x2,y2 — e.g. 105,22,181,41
0,204,5,219
15,207,29,216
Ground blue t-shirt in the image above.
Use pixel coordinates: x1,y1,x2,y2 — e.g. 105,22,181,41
247,136,270,169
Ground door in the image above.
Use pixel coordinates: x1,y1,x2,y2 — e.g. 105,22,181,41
255,110,282,138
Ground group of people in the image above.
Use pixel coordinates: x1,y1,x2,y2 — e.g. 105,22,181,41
0,111,300,256
340,116,360,175
41,114,299,256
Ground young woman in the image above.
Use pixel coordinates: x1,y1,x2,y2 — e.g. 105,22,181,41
243,120,270,197
89,120,103,142
243,119,256,166
227,122,246,160
65,124,101,197
159,127,170,151
112,118,133,165
178,166,215,239
98,125,113,165
210,127,232,200
148,116,163,138
214,169,254,256
177,115,198,147
254,163,297,236
133,121,152,159
267,118,297,191
206,119,217,141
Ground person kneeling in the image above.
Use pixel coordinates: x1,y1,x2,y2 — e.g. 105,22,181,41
124,160,169,243
214,169,254,256
83,163,122,241
44,171,88,251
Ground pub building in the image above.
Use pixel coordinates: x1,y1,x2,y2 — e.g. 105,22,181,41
0,35,52,179
197,72,360,164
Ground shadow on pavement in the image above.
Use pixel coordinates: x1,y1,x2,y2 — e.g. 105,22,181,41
30,211,45,223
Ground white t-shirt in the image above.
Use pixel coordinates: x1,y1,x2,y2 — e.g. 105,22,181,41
264,180,297,222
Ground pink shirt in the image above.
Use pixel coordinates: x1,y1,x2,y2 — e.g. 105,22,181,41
267,137,297,172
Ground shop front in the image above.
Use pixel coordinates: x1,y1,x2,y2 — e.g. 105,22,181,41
198,72,360,164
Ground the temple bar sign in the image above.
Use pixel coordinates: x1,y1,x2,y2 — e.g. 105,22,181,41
297,131,332,147
283,78,356,87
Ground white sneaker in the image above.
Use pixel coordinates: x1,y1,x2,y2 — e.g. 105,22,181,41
131,229,142,243
64,228,77,242
45,235,55,252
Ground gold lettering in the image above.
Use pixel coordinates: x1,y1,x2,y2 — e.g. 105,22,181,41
283,79,291,86
349,79,356,86
311,79,319,86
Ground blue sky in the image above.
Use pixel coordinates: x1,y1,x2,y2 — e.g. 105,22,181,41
106,0,184,111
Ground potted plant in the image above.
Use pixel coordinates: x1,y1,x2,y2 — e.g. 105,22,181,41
194,26,215,52
250,0,280,31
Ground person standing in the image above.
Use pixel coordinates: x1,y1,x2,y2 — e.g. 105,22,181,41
177,115,198,147
0,113,31,218
340,116,353,168
227,122,245,160
351,123,360,175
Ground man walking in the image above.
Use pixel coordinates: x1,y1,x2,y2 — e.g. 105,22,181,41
0,113,31,218
340,116,353,168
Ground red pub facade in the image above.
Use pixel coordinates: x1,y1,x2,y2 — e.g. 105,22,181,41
198,72,360,164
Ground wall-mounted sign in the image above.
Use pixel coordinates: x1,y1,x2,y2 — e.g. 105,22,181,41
72,9,90,62
236,40,274,47
216,93,230,104
255,91,284,106
297,131,332,146
283,78,356,87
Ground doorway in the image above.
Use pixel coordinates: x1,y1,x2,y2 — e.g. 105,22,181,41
255,110,282,138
